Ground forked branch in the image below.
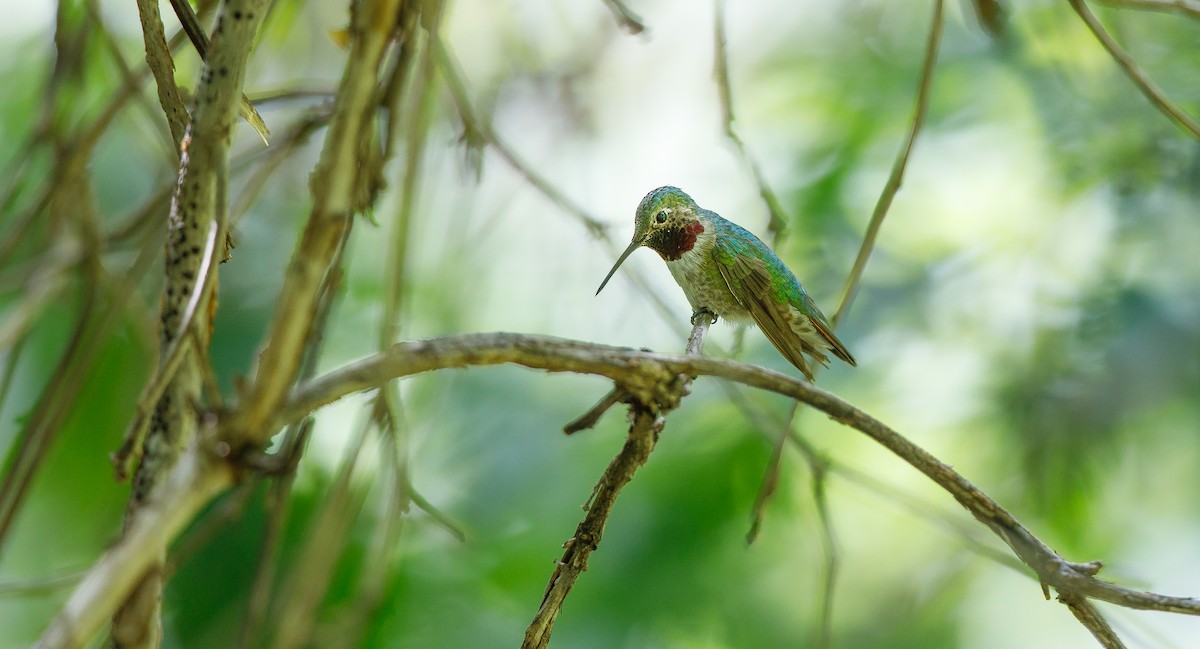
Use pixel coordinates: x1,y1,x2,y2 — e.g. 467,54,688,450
40,331,1200,648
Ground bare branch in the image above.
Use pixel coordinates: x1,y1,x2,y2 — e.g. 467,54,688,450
563,387,627,434
1100,0,1200,20
713,0,790,244
433,38,607,238
268,422,372,649
433,36,691,338
601,0,646,34
165,0,271,142
1069,0,1200,139
833,0,943,326
233,0,405,439
280,332,1200,619
134,0,189,148
523,318,712,649
37,441,234,649
115,1,271,644
1060,594,1127,649
35,326,1200,647
112,219,223,481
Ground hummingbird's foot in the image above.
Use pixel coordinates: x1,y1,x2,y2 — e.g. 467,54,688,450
691,307,718,326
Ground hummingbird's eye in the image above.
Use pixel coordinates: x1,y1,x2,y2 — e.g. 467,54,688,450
655,210,668,224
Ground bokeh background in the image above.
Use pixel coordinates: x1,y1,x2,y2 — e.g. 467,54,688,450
2,0,1200,647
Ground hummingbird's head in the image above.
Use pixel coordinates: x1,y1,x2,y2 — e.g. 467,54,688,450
632,186,700,242
596,186,706,295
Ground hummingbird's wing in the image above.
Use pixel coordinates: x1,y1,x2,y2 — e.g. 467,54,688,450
714,249,854,380
794,290,856,366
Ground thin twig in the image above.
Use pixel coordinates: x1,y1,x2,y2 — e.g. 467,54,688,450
319,13,447,645
713,0,789,244
523,319,712,649
746,420,788,543
409,481,467,541
758,1,946,633
1060,594,1128,648
809,457,839,649
1100,0,1200,21
135,0,190,148
0,569,83,597
563,387,627,434
833,0,943,326
733,389,839,648
268,420,373,649
236,419,313,649
1069,0,1200,139
86,0,174,161
832,454,1026,572
0,177,159,554
432,39,605,237
0,0,203,272
325,405,411,649
601,0,646,34
434,35,691,340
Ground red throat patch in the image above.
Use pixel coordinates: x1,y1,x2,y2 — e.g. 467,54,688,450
649,222,705,261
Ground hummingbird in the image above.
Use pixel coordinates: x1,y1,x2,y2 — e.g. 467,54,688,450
596,186,855,381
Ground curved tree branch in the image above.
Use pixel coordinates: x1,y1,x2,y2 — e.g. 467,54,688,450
1070,0,1200,140
40,332,1200,648
1101,0,1200,19
280,332,1200,619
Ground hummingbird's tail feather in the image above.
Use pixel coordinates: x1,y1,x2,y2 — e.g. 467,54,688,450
747,300,821,381
809,316,856,366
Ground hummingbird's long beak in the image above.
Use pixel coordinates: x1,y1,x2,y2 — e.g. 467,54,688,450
595,239,643,295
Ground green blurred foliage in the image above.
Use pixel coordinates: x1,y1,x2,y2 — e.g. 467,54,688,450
2,1,1200,648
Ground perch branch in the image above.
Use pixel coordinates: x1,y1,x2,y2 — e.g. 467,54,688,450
40,332,1200,648
280,332,1200,620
